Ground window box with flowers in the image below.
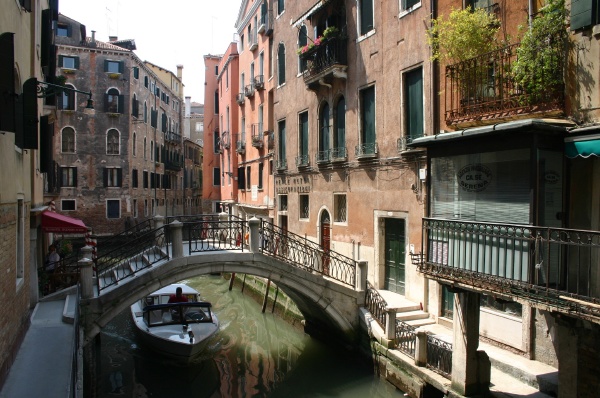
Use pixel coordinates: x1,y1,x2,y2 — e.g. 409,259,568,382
108,73,121,79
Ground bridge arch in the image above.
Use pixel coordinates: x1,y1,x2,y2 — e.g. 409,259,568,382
81,252,362,346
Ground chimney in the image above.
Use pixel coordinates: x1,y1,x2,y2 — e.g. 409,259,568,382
185,96,191,117
176,64,183,80
91,30,96,44
109,35,118,42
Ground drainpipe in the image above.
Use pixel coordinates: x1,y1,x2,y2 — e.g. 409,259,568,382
528,0,534,28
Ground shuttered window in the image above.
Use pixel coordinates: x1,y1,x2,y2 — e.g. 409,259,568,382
60,167,77,187
320,103,330,152
405,67,423,140
103,168,122,187
334,97,345,150
277,43,286,86
278,119,286,162
132,169,138,188
299,111,308,157
238,167,246,190
430,149,531,224
298,26,308,72
0,33,15,133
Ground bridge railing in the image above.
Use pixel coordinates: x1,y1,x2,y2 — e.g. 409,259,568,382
259,221,356,287
186,218,247,253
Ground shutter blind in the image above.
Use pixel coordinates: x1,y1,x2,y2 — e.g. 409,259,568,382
73,167,78,187
238,167,246,189
103,168,108,187
0,33,15,133
278,44,285,85
22,78,39,149
117,168,122,187
406,68,423,139
300,112,308,157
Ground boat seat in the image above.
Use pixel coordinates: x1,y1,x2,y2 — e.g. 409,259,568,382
162,311,172,323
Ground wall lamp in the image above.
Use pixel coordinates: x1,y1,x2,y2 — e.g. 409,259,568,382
36,80,94,109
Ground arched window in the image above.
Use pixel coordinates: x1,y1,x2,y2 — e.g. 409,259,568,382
132,132,137,156
319,102,330,160
143,137,147,159
277,43,286,86
60,84,76,110
106,129,120,154
298,25,308,73
150,141,154,160
61,127,75,153
105,88,122,113
334,96,346,158
132,93,138,118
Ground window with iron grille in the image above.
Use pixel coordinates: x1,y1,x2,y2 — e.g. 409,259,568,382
299,194,309,219
61,199,76,211
334,193,347,222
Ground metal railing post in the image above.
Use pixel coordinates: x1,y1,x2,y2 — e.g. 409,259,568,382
249,217,260,253
79,245,94,299
170,220,183,258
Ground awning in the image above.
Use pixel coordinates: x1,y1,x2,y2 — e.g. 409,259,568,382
565,134,600,158
292,0,330,27
42,211,88,233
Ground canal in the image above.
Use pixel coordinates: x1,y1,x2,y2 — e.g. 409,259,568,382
97,274,404,397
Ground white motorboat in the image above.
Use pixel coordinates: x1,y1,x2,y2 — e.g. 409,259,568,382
130,283,219,362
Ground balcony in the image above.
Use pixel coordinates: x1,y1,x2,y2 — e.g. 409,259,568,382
236,140,246,154
164,158,183,171
355,142,378,159
244,84,255,98
397,134,423,153
330,147,347,162
276,159,287,172
315,150,330,165
414,218,600,322
251,124,263,148
267,131,274,149
253,75,264,90
295,154,310,169
445,42,564,127
300,35,348,89
221,131,230,149
165,131,181,144
259,7,273,36
236,92,245,105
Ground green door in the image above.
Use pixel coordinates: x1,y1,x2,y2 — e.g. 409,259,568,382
384,218,406,294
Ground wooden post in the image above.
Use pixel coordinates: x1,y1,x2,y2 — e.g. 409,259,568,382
228,273,236,291
271,285,279,313
261,279,271,313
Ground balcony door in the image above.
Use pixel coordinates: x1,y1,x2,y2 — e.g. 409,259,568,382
384,218,406,295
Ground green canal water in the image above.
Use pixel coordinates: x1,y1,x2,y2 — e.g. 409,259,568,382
98,274,404,397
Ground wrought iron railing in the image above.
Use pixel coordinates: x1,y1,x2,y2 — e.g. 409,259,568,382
420,218,600,320
295,154,310,168
316,149,330,164
355,142,378,158
395,319,417,358
245,84,255,97
365,280,387,328
260,221,356,287
186,218,246,254
330,147,347,161
397,134,423,153
276,158,287,170
426,335,452,378
445,42,564,126
301,36,348,83
165,131,181,143
96,226,169,292
253,75,264,89
236,92,245,104
236,140,246,154
251,124,263,147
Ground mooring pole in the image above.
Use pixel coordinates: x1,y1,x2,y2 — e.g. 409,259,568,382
241,274,247,293
271,285,279,313
262,279,272,313
228,272,236,291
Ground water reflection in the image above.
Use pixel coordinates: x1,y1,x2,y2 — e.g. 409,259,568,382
98,275,402,397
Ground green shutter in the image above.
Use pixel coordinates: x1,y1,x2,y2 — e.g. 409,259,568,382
406,68,423,139
300,112,308,157
361,86,375,144
0,33,16,133
74,57,80,69
118,61,124,73
103,168,108,187
21,78,39,149
278,120,286,160
335,97,345,149
117,168,122,187
58,55,64,67
118,95,124,113
571,0,593,30
73,167,78,187
278,44,285,85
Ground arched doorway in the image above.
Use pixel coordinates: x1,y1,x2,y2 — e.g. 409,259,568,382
320,211,331,275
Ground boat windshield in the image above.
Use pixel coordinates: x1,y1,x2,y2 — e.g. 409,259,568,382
143,302,213,327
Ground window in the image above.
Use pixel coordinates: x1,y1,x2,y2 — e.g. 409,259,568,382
277,0,285,15
298,111,309,165
466,0,493,11
298,25,308,73
401,0,421,12
334,194,347,222
132,169,138,188
278,119,286,168
214,91,219,114
258,162,264,189
404,67,423,140
104,167,123,187
359,85,376,151
133,199,138,218
571,0,600,30
56,23,71,37
319,102,330,160
16,198,24,280
481,295,523,317
238,167,246,190
246,165,251,189
214,130,220,153
132,132,137,156
215,65,219,75
60,167,77,187
277,43,286,86
299,194,309,219
105,88,123,113
61,127,75,153
144,76,149,88
213,167,221,185
132,94,139,118
106,199,121,219
61,200,76,211
106,129,120,154
334,97,346,158
279,194,288,211
133,66,139,79
144,199,148,216
59,83,75,110
104,60,123,74
143,170,149,188
358,0,374,36
143,138,147,159
240,34,244,52
59,55,79,69
144,102,148,123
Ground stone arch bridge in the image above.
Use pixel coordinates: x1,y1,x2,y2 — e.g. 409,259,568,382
78,216,368,347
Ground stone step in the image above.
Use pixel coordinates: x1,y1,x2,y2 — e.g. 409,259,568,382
62,294,76,324
404,317,436,328
396,309,430,322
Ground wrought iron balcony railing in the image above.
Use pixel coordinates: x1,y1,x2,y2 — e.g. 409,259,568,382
397,134,423,153
251,124,263,148
295,154,310,168
445,42,564,126
164,158,183,171
355,142,378,159
244,84,255,97
416,218,600,322
330,147,347,162
236,140,246,154
236,92,245,104
301,36,348,85
276,158,287,171
259,7,273,36
249,27,258,51
316,149,330,164
253,75,264,90
165,131,181,143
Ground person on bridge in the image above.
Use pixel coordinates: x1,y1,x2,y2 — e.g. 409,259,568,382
168,287,189,303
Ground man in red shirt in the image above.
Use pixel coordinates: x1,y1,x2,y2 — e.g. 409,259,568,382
168,287,189,303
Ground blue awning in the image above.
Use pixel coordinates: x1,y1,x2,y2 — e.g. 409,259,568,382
565,134,600,158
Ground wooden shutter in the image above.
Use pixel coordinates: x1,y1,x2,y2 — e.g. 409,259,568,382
117,95,124,113
0,33,15,133
40,116,53,173
118,61,124,73
406,68,423,139
571,0,594,30
74,57,80,69
103,168,108,187
21,78,39,149
278,44,285,85
73,167,78,187
300,112,308,157
58,55,64,67
238,167,246,189
20,0,32,12
335,98,345,149
117,168,123,187
104,60,109,72
361,86,375,144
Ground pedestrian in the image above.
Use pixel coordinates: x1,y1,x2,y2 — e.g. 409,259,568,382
168,286,189,303
45,245,61,274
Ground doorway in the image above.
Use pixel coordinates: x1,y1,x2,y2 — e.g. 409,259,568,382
384,218,406,294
